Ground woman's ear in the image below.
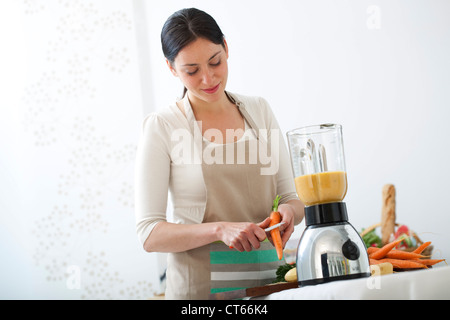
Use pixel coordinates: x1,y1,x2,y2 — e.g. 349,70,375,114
166,59,178,77
223,38,229,59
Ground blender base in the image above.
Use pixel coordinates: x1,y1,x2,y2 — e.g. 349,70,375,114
296,203,371,287
298,272,371,287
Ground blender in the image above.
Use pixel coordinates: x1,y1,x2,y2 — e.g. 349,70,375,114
287,124,370,286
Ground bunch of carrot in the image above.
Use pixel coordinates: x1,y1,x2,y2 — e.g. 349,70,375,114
368,239,446,270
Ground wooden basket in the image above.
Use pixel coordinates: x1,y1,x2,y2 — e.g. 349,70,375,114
360,222,434,256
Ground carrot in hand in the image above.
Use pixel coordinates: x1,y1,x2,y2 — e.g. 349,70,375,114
269,195,283,260
369,238,403,260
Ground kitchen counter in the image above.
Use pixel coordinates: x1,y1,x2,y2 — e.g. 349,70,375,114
254,266,450,300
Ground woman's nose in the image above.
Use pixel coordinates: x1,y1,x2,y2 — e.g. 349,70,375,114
201,68,215,85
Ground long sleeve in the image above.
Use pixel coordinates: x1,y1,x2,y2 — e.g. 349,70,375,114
134,113,171,245
258,97,299,203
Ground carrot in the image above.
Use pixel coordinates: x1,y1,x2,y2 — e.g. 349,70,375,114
368,248,428,259
269,195,283,260
369,238,403,260
369,259,382,265
368,239,445,269
378,258,427,269
368,242,431,259
413,241,432,254
385,250,427,260
413,259,446,266
367,247,379,255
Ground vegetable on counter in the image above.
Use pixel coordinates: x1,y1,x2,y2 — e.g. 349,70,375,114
361,224,424,251
362,185,446,274
369,238,403,260
394,225,413,248
414,259,446,267
269,195,283,260
284,267,297,282
275,263,296,283
413,241,432,254
368,239,446,271
370,262,393,276
369,248,426,260
362,228,382,248
378,258,427,269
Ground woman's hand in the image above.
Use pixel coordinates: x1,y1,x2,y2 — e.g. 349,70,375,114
264,200,303,248
276,203,296,247
218,221,268,252
215,200,304,253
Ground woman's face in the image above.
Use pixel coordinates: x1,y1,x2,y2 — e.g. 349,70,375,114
168,37,229,104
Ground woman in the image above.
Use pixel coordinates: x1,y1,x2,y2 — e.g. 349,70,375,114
135,8,304,299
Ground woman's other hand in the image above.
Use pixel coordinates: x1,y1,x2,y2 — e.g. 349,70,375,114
218,221,267,252
277,203,296,247
263,200,304,248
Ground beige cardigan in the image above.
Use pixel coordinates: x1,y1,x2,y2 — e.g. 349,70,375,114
134,92,298,246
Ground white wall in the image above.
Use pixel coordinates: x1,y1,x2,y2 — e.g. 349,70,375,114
144,0,450,259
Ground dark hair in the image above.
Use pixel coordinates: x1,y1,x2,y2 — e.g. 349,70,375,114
161,8,225,97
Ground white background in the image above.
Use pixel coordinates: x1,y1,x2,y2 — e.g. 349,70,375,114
143,0,450,260
1,0,449,299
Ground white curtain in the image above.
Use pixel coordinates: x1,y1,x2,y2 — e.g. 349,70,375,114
0,0,159,299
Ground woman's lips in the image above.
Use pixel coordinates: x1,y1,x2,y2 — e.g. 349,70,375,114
202,83,220,94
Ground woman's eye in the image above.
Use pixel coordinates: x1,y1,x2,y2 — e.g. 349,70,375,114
186,69,198,76
210,60,221,67
185,60,220,76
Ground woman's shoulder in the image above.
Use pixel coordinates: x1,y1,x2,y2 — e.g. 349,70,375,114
228,92,275,123
141,103,187,131
228,92,270,109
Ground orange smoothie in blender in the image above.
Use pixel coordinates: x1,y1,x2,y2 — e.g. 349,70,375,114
295,171,348,206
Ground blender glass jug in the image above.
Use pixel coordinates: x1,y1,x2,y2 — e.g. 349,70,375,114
287,124,347,206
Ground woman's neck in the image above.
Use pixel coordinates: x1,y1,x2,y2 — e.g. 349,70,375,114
185,90,245,142
187,91,231,115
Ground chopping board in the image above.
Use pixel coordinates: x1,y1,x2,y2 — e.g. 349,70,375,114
209,282,299,300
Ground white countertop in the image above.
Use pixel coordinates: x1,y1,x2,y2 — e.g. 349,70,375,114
255,266,450,300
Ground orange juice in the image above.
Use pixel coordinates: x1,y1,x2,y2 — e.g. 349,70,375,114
294,171,347,206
